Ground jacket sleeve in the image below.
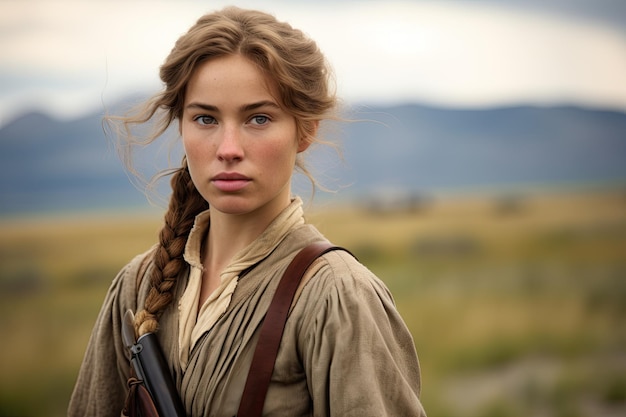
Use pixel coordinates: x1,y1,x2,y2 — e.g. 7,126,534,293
67,251,149,417
300,251,427,417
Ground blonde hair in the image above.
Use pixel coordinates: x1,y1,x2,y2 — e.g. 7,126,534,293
119,7,337,336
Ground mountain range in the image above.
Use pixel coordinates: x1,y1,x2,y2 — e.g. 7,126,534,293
1,102,625,215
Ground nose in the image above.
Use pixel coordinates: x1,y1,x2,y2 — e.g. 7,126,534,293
216,125,244,162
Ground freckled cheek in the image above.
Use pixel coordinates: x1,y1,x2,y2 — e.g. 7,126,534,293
183,136,216,165
261,147,295,175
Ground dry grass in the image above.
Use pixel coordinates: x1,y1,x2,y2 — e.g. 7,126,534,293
1,188,625,416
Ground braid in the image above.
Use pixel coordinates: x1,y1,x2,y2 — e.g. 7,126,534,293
135,158,209,336
125,7,338,336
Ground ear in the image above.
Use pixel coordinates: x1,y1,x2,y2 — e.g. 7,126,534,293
297,120,319,153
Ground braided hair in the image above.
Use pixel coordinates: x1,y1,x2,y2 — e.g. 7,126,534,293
114,7,337,336
134,158,208,336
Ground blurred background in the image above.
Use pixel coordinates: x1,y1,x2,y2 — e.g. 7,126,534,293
1,0,625,416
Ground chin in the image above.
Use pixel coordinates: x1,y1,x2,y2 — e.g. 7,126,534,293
208,195,257,215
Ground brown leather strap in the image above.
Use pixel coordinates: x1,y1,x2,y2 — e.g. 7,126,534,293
237,242,348,417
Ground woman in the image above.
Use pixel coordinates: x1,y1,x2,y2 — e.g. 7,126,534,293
69,6,426,417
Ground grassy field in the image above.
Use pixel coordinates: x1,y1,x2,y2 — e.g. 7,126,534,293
1,188,625,417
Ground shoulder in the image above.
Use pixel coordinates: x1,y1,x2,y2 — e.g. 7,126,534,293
279,225,397,312
117,245,156,285
292,247,417,356
320,249,391,295
106,245,157,308
297,248,396,314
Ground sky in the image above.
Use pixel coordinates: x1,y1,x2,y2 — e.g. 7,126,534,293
1,0,625,126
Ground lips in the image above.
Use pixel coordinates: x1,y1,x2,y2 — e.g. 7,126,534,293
211,172,251,192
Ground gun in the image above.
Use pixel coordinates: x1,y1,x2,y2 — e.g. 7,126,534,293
123,310,186,417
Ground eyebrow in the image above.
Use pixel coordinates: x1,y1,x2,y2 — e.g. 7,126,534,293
185,100,281,113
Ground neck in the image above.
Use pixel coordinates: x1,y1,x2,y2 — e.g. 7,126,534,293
204,198,292,272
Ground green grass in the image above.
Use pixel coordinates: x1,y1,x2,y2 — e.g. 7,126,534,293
1,189,625,416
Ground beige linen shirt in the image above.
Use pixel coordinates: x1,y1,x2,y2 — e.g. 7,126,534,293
178,198,304,369
69,198,426,416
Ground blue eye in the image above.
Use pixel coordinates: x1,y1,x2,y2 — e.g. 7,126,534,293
250,115,269,125
194,115,216,125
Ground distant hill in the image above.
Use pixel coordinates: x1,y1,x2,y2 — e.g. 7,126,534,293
0,112,147,214
1,103,625,215
332,104,626,192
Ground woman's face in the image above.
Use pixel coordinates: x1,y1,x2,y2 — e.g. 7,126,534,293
181,54,308,219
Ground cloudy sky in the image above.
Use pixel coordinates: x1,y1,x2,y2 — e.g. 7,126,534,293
1,0,625,126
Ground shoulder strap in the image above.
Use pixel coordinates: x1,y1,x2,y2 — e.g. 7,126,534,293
237,242,348,417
